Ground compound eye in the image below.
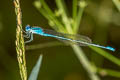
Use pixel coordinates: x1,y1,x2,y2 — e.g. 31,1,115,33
25,25,31,31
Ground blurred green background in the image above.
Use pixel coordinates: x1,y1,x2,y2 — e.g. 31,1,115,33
0,0,120,80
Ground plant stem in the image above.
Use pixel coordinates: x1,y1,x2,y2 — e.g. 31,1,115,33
34,0,65,31
112,0,120,12
72,0,77,20
71,45,100,80
90,46,120,66
14,0,27,80
26,41,64,50
73,0,87,33
97,68,120,78
55,0,73,33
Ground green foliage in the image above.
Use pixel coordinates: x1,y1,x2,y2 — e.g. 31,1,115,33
29,55,43,80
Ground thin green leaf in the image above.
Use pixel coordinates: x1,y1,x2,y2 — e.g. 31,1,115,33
90,46,120,66
26,41,64,50
73,1,87,33
112,0,120,12
28,54,43,80
72,0,77,20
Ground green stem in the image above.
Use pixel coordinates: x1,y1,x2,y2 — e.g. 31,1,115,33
26,41,64,50
112,0,120,12
55,0,73,33
72,0,77,20
14,0,27,80
71,45,100,80
97,68,120,78
73,1,87,33
34,0,65,31
90,46,120,66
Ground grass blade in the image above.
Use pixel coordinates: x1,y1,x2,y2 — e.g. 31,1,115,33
28,54,43,80
112,0,120,11
90,46,120,66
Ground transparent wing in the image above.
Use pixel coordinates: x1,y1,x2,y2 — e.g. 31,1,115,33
43,29,92,46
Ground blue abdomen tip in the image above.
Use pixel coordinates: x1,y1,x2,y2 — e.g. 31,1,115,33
106,46,115,51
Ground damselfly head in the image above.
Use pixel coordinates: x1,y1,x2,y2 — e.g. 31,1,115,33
25,25,31,31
